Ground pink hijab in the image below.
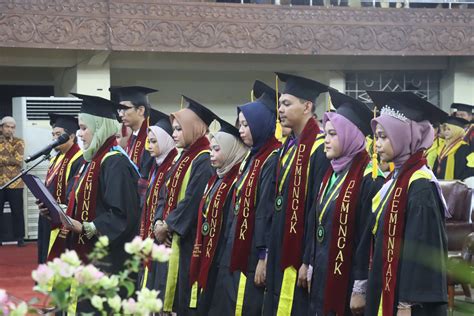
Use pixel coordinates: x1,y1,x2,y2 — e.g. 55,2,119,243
371,115,434,168
323,112,366,173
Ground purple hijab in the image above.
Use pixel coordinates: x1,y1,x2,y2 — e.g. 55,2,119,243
371,115,434,168
323,112,366,173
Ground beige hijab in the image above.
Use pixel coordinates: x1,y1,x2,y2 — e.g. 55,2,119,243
170,108,207,148
210,131,249,178
79,113,120,162
443,123,466,147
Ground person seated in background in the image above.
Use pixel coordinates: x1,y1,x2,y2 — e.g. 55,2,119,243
433,116,473,182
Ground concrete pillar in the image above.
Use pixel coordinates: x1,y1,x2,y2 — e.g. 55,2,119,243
54,52,111,99
440,57,474,113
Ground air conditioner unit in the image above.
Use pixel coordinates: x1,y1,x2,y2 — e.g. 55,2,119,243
12,97,82,240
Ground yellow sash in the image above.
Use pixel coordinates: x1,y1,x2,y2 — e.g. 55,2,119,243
164,150,207,312
276,136,323,315
438,140,466,180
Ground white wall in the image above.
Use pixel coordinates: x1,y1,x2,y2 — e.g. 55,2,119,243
111,68,278,123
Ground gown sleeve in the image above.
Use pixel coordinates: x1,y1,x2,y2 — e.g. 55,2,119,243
140,150,154,179
165,154,214,237
254,152,277,250
454,144,474,181
303,145,330,265
352,174,384,281
397,179,448,304
93,154,141,247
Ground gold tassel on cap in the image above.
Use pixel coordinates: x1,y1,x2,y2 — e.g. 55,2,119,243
275,75,283,141
372,106,378,180
180,96,184,110
251,89,255,102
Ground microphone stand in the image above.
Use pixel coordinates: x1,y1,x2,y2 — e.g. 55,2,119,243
0,153,51,190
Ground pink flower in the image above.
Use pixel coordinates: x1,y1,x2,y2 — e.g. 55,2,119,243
0,289,8,304
124,236,143,255
0,289,9,315
55,260,75,278
151,244,171,262
31,264,54,286
122,298,138,314
74,264,104,286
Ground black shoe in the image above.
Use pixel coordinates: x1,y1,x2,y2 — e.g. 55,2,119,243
17,239,26,247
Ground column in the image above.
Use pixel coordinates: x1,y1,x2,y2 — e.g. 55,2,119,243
440,57,474,113
54,52,111,99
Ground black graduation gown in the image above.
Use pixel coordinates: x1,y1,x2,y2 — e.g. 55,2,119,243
38,153,83,264
432,142,474,181
138,146,154,181
147,153,213,316
209,152,277,316
365,178,448,316
264,137,330,316
88,153,141,273
76,153,140,313
194,177,236,315
309,171,384,316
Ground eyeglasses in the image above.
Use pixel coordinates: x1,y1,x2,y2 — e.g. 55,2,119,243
117,106,134,114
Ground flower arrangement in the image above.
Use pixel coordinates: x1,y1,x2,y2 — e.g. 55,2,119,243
0,236,170,316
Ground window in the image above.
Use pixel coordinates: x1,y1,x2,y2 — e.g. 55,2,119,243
345,71,441,107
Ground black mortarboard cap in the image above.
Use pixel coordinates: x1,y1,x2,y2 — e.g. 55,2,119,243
150,108,173,136
329,89,373,136
109,86,158,108
48,113,79,135
253,80,279,114
71,93,128,120
183,95,217,126
276,72,329,103
367,91,448,125
443,115,470,128
450,103,474,114
216,117,241,141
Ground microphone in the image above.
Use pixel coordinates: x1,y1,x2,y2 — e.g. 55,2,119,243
25,133,70,163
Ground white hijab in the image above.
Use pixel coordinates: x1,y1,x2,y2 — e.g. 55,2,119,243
148,125,176,166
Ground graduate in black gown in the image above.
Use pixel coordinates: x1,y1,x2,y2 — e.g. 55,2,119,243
451,102,473,149
189,119,249,315
138,109,178,288
264,73,330,316
110,86,158,198
365,91,449,316
433,115,474,181
308,90,384,316
37,114,83,264
151,96,215,315
42,93,141,313
210,80,281,316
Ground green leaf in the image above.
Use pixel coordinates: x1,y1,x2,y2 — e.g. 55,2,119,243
122,280,135,297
